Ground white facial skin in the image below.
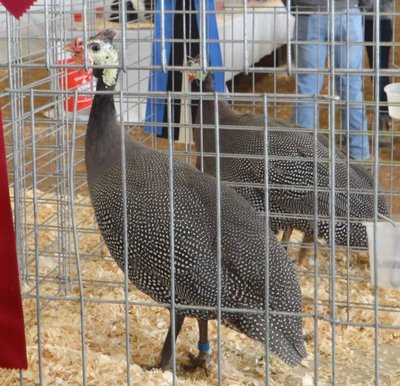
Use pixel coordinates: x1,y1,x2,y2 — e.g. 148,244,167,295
87,39,119,87
188,69,207,82
187,57,207,82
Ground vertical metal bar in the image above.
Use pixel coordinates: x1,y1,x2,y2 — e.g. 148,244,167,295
227,2,233,87
82,1,90,72
293,5,298,121
120,0,128,73
57,106,69,296
30,89,44,386
53,3,69,296
44,0,50,70
160,0,167,72
214,93,223,385
344,7,350,157
181,0,191,164
373,2,381,384
167,93,177,385
286,0,292,75
63,102,72,296
119,89,132,386
313,94,319,386
19,369,24,386
199,90,205,172
374,0,382,153
243,0,249,75
345,0,351,324
328,1,337,383
182,0,187,61
262,94,271,385
251,9,256,109
69,91,88,386
136,0,142,125
271,6,277,111
200,0,208,72
7,13,25,283
329,100,337,386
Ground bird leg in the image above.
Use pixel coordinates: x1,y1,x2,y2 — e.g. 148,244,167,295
299,233,314,267
281,227,293,250
158,313,185,371
184,319,212,376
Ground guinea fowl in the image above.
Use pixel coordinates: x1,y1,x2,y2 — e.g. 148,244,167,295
191,70,389,265
65,30,307,371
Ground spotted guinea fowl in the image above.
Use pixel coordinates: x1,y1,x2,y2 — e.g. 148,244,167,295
65,30,306,371
191,70,389,265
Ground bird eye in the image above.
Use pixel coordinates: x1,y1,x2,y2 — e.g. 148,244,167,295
91,43,101,52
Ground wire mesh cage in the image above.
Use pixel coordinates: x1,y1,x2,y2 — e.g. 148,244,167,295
0,0,400,385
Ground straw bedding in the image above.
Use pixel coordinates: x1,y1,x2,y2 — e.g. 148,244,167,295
0,188,399,386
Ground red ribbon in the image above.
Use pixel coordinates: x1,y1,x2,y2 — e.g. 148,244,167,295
0,0,37,19
0,105,28,369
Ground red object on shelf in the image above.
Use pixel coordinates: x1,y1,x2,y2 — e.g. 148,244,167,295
96,7,105,19
0,104,28,370
0,0,37,19
73,13,82,22
58,58,93,113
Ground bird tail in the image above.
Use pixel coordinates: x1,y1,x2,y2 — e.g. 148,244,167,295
224,312,307,366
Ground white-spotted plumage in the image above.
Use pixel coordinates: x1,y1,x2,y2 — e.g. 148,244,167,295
194,74,389,250
82,31,307,368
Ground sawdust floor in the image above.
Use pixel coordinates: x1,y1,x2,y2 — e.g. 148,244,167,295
0,189,399,385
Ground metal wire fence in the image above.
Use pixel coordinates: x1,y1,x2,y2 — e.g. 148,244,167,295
0,0,399,385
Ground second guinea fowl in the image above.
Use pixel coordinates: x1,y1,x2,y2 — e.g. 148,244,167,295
192,71,389,265
65,30,307,371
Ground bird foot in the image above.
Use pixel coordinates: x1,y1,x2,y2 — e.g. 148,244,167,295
143,364,162,372
183,351,212,376
141,364,172,372
142,360,173,372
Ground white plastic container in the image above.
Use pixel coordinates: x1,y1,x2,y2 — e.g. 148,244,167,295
365,222,400,289
384,83,400,119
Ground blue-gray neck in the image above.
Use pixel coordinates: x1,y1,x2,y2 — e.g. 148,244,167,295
85,70,123,180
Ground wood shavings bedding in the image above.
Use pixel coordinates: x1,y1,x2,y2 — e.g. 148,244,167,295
0,189,399,386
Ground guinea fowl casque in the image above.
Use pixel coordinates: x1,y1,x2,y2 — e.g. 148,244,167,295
191,70,389,265
64,30,307,371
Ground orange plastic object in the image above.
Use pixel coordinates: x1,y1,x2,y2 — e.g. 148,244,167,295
58,58,93,113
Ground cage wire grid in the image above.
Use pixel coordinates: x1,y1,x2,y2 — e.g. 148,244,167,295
0,0,400,385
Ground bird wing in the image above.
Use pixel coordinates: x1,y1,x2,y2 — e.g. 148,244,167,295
121,147,305,363
222,112,320,197
129,149,298,308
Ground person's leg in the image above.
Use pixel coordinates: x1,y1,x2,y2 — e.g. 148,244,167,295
292,14,328,128
364,18,374,69
335,9,370,160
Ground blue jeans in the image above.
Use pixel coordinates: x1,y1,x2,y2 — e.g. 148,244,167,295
292,9,370,160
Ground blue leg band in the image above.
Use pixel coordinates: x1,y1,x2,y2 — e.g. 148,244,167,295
198,342,210,352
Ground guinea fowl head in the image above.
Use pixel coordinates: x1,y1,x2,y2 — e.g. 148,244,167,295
87,29,119,89
64,30,119,89
187,56,214,92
